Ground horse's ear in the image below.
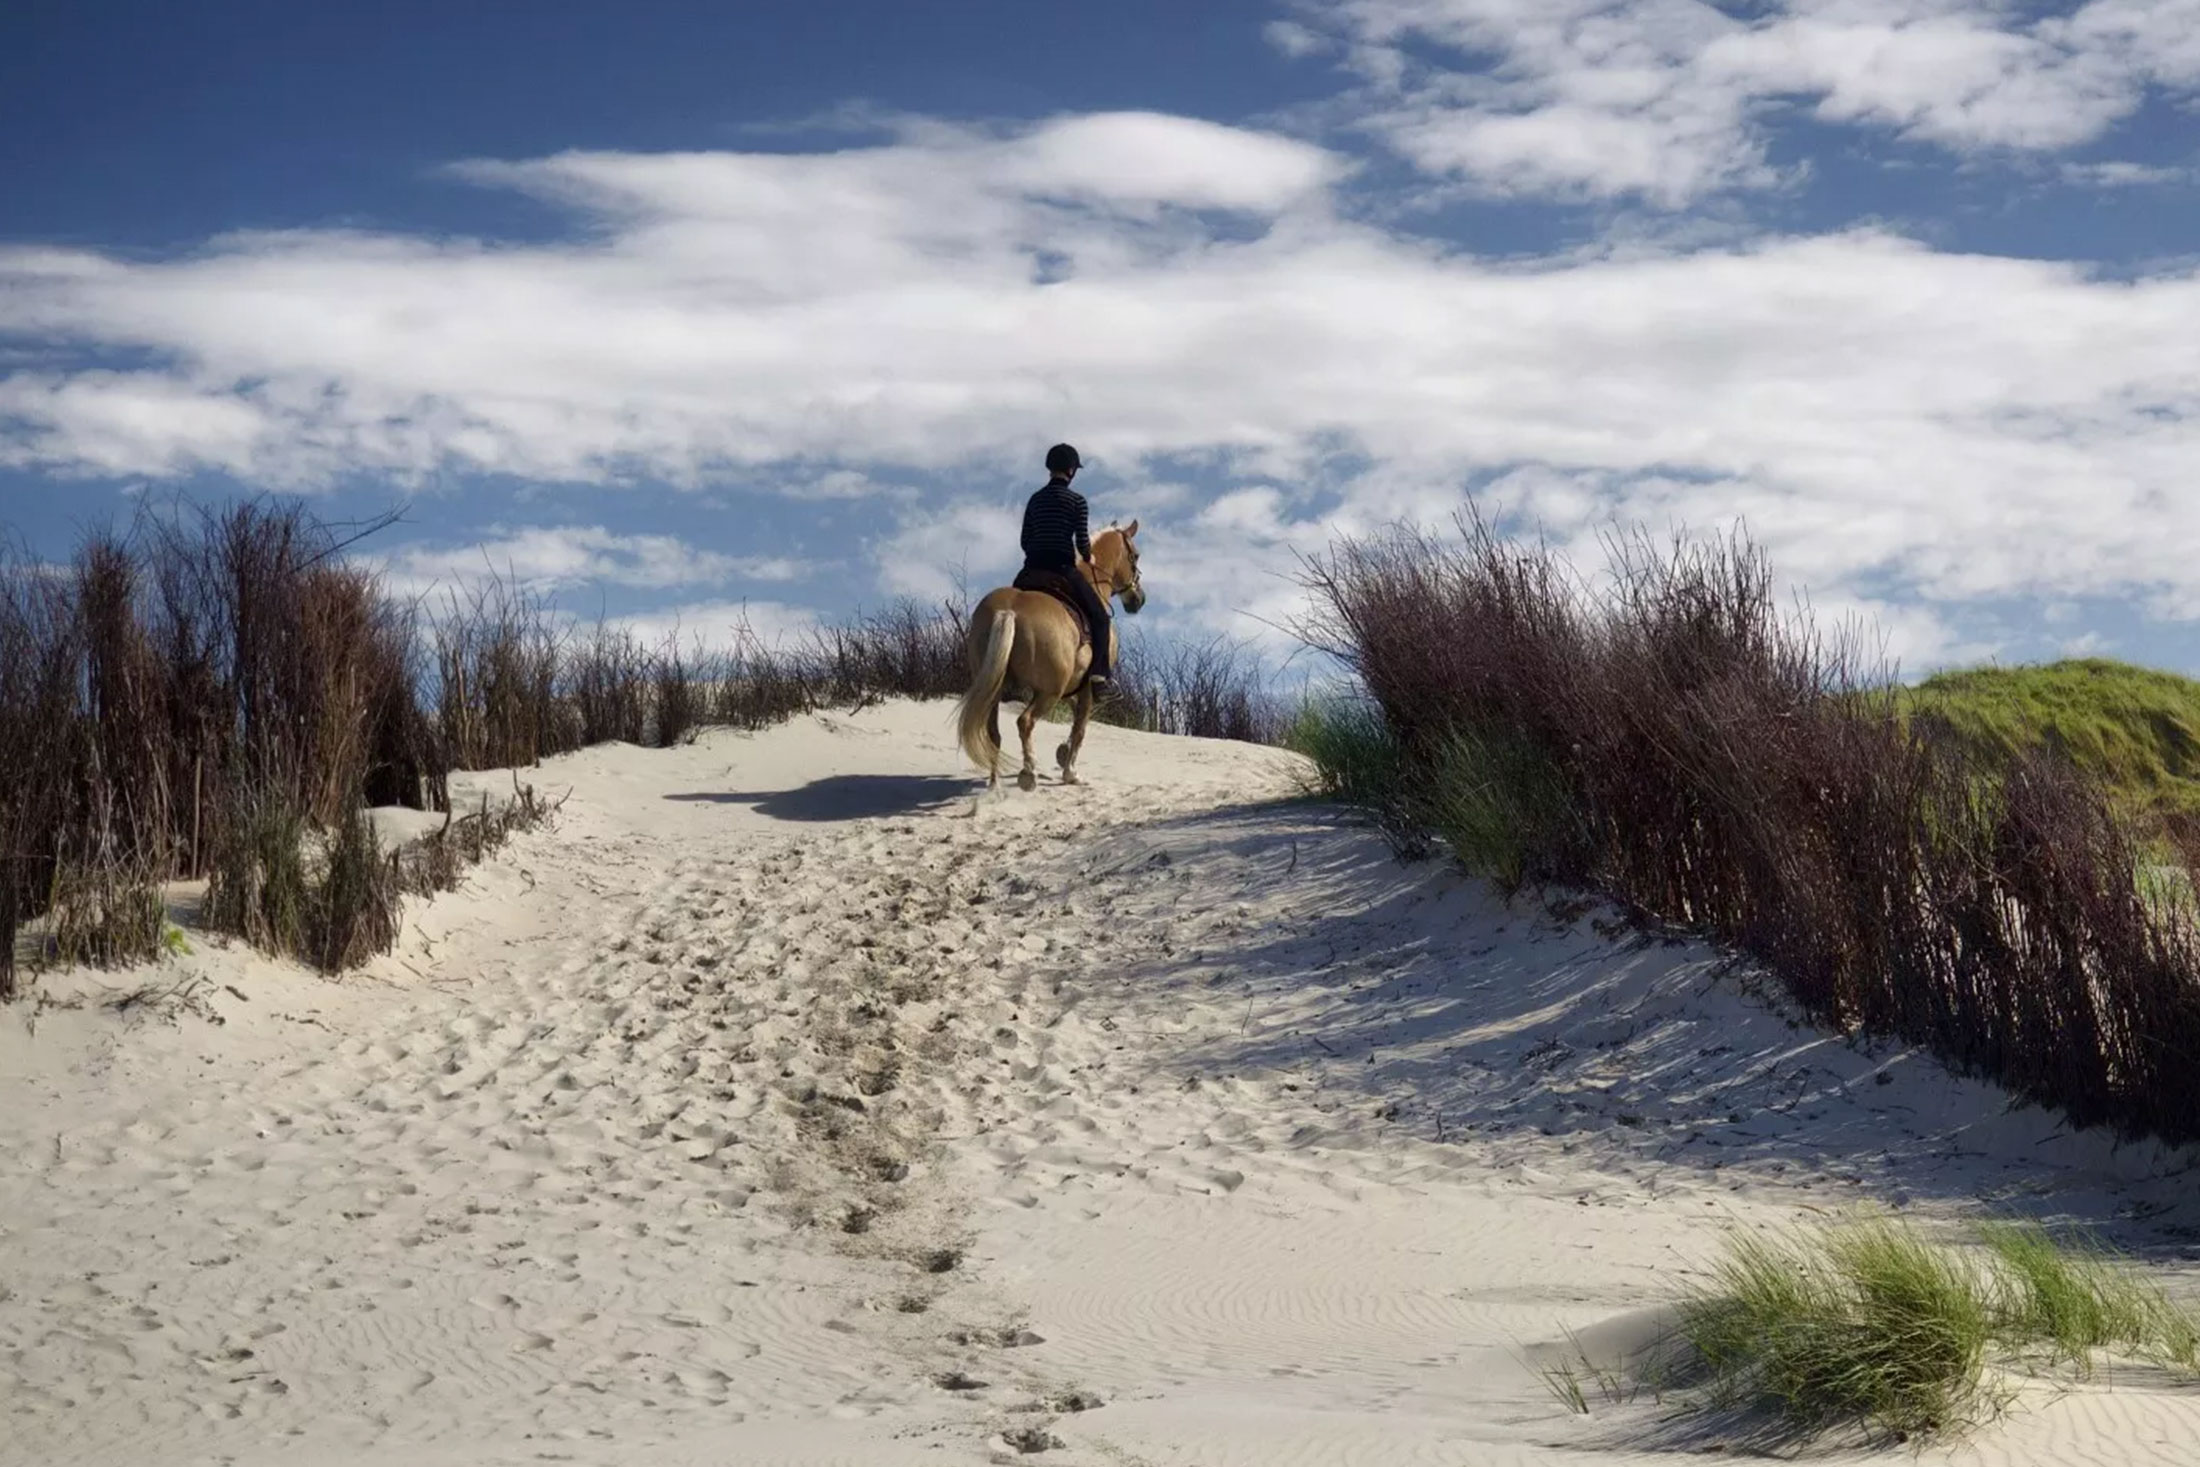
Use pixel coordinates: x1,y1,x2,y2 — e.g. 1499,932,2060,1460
1124,518,1139,538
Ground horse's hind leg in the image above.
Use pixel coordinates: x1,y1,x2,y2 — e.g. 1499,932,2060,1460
1015,698,1045,792
1056,686,1094,785
986,701,1004,788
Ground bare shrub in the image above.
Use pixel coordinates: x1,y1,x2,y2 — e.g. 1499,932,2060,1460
0,549,85,996
653,633,701,748
1299,506,2200,1144
204,778,313,959
715,621,820,730
307,804,400,973
807,596,971,706
568,620,650,746
1096,631,1287,743
359,595,445,813
2,500,536,985
392,777,560,898
434,572,573,770
204,777,415,975
77,532,174,872
47,841,167,971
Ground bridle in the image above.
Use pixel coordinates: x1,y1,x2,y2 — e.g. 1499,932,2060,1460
1111,535,1144,612
1085,531,1144,610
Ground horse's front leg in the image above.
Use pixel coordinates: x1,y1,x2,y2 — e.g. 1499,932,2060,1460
1015,698,1044,792
1057,685,1095,785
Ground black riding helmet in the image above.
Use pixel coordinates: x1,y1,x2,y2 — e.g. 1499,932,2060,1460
1045,443,1082,474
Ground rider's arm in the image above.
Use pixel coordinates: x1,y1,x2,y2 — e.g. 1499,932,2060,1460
1073,494,1093,565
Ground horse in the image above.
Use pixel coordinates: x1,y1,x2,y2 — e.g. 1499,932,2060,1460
954,522,1146,790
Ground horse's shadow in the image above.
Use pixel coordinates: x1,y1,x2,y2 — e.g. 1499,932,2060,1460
665,773,978,822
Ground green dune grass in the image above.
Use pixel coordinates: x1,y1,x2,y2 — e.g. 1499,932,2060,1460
1896,658,2200,818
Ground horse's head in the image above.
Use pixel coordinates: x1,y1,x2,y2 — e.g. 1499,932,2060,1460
1094,519,1146,615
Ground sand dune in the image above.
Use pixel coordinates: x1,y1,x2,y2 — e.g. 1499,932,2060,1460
5,700,2200,1465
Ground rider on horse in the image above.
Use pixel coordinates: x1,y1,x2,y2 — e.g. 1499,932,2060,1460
1012,443,1112,687
955,449,1143,788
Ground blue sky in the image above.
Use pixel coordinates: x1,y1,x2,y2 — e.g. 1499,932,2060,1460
3,0,2198,674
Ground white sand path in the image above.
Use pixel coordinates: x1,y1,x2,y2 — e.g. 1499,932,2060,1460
6,701,2200,1466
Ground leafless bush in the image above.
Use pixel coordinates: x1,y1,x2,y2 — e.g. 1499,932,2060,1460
359,595,444,812
1,500,451,986
0,550,85,995
434,572,573,770
653,633,701,747
46,836,167,971
306,804,401,973
1299,506,2200,1143
567,620,650,746
707,599,967,730
713,622,821,730
203,773,415,976
802,596,970,707
1096,631,1288,743
391,777,560,898
77,532,174,872
203,776,313,959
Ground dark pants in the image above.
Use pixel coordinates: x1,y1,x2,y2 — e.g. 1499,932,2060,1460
1014,561,1111,680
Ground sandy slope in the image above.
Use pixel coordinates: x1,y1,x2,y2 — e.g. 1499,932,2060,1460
6,700,2200,1466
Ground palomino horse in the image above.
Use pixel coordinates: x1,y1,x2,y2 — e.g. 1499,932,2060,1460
955,522,1146,789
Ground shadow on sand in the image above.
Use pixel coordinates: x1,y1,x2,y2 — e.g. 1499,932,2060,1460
1061,800,2200,1258
665,773,979,823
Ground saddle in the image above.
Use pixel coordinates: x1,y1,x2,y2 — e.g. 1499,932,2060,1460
1011,567,1093,650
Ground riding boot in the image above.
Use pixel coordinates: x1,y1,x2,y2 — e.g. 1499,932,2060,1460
1075,619,1113,693
1078,592,1113,690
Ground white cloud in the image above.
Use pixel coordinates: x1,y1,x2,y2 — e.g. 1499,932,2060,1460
870,500,1021,605
4,111,2200,652
1265,20,1332,58
373,525,807,599
2060,627,2112,657
986,111,1348,212
1381,98,1779,206
781,468,909,500
1290,0,2200,205
0,371,272,478
1791,591,1999,676
606,598,821,655
0,111,1340,489
2060,160,2189,188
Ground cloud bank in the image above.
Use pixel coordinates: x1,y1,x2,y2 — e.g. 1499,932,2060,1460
1286,0,2200,205
2,85,2198,664
373,525,805,601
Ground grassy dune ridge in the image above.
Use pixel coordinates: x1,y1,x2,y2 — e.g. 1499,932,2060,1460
1898,658,2200,819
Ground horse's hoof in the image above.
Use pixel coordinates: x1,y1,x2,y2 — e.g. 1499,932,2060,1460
1017,769,1037,792
1055,742,1072,768
1060,770,1080,786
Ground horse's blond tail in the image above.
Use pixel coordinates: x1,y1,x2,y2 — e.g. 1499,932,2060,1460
956,608,1015,774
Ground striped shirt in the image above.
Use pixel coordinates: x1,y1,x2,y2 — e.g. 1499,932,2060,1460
1019,475,1092,569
